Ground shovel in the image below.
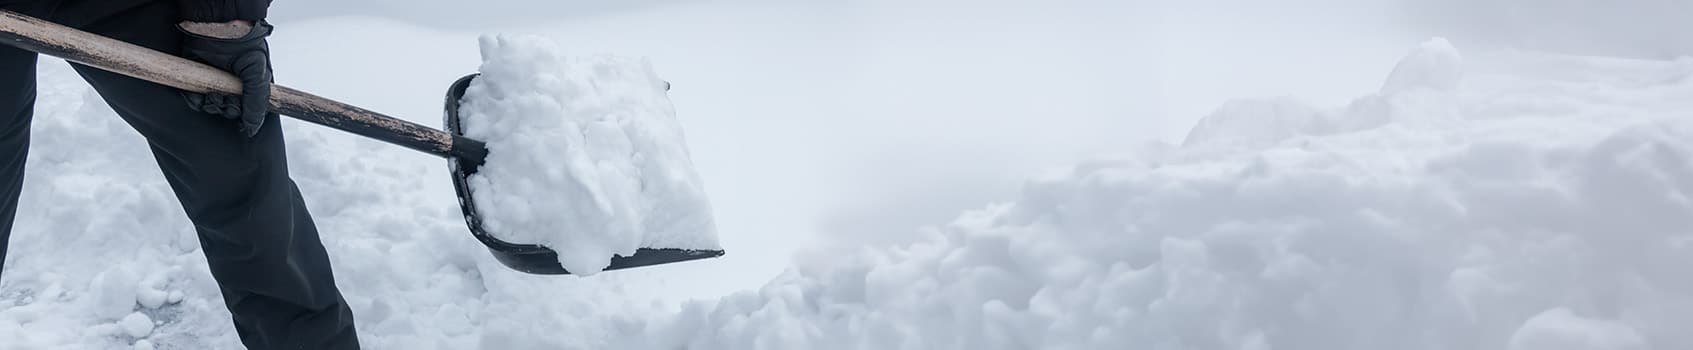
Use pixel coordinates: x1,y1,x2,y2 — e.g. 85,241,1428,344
0,10,724,275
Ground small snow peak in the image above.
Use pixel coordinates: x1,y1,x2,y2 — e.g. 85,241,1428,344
1382,37,1465,95
1181,98,1327,149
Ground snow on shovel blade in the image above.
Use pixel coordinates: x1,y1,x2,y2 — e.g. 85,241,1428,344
0,11,717,275
443,73,725,275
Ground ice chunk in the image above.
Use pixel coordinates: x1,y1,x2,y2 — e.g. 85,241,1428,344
458,34,721,275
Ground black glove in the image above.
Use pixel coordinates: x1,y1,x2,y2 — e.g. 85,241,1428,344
179,21,274,138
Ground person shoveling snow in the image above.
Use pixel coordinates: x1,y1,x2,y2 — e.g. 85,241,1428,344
0,3,725,349
4,5,727,276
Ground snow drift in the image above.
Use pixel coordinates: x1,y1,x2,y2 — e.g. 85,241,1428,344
627,39,1693,350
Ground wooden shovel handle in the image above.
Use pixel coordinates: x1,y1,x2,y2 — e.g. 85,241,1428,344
0,10,486,161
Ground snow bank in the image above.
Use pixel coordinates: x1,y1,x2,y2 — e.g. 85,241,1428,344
631,39,1693,349
458,34,720,275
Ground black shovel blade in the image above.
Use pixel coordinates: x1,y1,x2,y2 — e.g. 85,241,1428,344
443,73,725,275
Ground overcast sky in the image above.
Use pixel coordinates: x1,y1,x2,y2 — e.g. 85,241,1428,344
271,0,1690,59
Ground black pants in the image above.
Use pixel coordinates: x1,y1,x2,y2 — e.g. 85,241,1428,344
0,2,360,349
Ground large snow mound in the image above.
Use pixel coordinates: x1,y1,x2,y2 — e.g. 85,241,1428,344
459,34,721,275
628,39,1693,349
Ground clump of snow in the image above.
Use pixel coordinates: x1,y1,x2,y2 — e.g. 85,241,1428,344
135,288,167,310
88,267,140,320
457,34,721,275
118,312,154,338
623,39,1693,349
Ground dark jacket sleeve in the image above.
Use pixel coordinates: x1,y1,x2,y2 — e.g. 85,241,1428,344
177,0,272,22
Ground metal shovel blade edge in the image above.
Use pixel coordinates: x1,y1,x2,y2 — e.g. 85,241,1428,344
443,73,726,275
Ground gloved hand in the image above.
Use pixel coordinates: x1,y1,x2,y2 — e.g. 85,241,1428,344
178,20,274,138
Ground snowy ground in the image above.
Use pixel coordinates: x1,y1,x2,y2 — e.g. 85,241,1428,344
626,41,1693,350
2,1,1692,349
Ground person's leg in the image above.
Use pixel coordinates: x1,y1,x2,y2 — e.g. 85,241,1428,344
58,3,359,349
0,18,38,277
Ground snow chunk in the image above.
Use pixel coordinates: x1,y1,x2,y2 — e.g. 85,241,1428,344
118,312,154,338
1508,308,1647,350
135,288,167,310
458,34,721,274
89,268,139,320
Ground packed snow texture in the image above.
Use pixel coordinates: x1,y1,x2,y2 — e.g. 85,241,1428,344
458,35,720,275
620,39,1693,349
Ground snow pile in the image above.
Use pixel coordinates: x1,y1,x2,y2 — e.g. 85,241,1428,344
631,39,1693,349
0,65,241,349
458,34,720,275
